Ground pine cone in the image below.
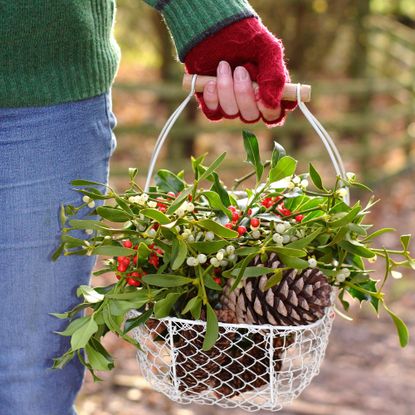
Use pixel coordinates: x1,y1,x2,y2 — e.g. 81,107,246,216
221,253,332,326
175,309,237,394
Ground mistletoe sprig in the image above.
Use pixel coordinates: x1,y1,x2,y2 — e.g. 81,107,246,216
52,131,414,380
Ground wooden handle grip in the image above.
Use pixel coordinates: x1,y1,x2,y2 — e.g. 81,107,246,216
183,74,311,102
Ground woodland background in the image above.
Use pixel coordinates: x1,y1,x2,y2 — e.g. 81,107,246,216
77,1,415,414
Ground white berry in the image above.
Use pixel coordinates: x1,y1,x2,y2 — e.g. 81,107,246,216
275,223,285,234
252,229,261,239
148,200,157,208
272,234,284,245
82,195,91,203
226,245,235,255
308,258,317,268
210,258,220,267
87,201,96,209
205,231,215,241
197,254,207,264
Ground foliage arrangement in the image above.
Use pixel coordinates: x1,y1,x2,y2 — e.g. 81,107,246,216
52,131,413,380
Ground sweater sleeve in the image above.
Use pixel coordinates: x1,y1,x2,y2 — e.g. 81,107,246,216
142,0,258,62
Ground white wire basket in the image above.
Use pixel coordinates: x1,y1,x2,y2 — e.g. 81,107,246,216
130,308,335,412
131,77,346,411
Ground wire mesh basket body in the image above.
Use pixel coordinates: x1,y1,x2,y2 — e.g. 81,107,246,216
130,309,335,412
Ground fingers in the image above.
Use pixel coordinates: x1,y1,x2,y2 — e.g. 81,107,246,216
233,67,260,122
203,81,219,111
216,61,238,117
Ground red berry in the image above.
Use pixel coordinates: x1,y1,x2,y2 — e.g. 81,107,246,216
149,243,155,250
247,208,253,216
188,195,193,201
214,268,222,275
237,226,247,236
295,214,304,222
167,192,176,198
130,271,141,278
261,198,273,208
214,277,222,285
250,218,260,228
133,255,138,265
116,273,122,280
228,206,237,212
123,240,133,248
122,257,130,266
225,223,234,230
127,278,141,287
117,256,126,263
232,212,240,222
159,206,167,213
117,263,127,273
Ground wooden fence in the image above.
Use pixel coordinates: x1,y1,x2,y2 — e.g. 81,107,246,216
112,15,415,186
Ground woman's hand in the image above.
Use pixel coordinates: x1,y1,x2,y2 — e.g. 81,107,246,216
184,17,297,127
203,61,282,124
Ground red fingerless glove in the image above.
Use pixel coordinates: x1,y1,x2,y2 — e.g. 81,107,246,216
184,17,297,126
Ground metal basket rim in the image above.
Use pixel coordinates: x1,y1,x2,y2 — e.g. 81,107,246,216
130,306,334,332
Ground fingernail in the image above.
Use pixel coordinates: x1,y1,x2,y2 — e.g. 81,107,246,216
219,61,229,75
206,81,216,94
234,66,248,81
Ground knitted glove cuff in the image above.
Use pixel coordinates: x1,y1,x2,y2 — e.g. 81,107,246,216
144,0,258,61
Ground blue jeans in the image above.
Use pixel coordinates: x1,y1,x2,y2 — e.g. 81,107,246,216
0,93,116,415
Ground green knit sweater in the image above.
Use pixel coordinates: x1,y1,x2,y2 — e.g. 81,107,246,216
0,0,256,108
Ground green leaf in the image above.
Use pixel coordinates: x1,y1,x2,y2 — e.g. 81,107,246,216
155,169,185,194
242,131,263,182
129,167,138,181
182,296,202,319
85,341,114,371
191,154,206,180
278,254,309,269
269,156,297,182
71,317,98,351
189,240,228,254
154,292,183,318
69,219,109,231
141,208,170,225
167,187,193,215
56,316,89,336
71,179,107,187
203,303,219,351
142,274,193,287
383,304,409,347
339,241,376,258
78,188,109,200
171,238,188,270
362,228,395,242
198,152,227,182
235,246,260,256
309,163,324,190
264,268,284,290
286,228,322,249
202,191,232,219
230,266,275,278
91,245,136,257
137,242,152,260
271,141,286,168
52,351,75,369
52,243,65,261
211,173,231,208
96,206,131,222
230,253,257,291
267,246,307,257
123,308,154,334
197,219,239,239
400,234,411,252
347,280,379,312
328,203,361,228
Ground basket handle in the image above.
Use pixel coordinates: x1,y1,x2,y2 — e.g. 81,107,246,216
144,75,349,205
